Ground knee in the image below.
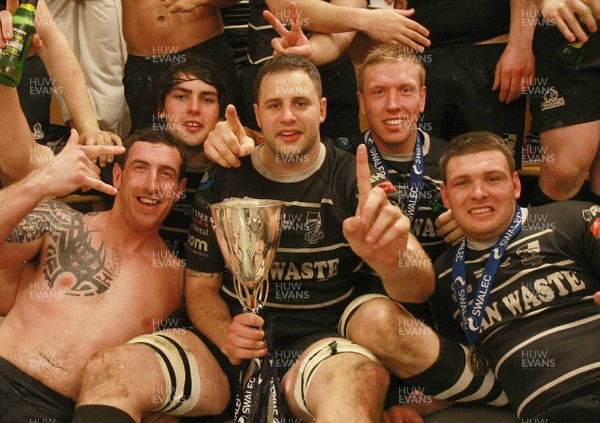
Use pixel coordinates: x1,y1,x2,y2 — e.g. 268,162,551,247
353,359,390,394
80,346,136,400
349,299,408,350
540,164,587,198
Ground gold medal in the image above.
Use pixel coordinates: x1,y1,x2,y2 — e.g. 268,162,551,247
467,346,489,377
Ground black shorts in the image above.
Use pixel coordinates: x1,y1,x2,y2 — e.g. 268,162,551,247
422,42,527,143
529,26,600,133
123,34,242,133
0,357,75,423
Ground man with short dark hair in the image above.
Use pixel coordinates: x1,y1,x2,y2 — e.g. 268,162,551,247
0,125,216,422
386,131,600,421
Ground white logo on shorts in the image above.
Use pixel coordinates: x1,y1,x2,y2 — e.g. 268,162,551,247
540,87,565,110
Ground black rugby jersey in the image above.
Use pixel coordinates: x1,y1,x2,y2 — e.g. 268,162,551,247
434,202,600,418
187,143,381,341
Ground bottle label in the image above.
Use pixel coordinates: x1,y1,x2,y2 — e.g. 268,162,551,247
1,26,29,62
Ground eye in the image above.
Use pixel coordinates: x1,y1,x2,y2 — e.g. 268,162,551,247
373,88,384,96
202,96,216,103
295,100,307,107
401,87,414,94
175,94,187,101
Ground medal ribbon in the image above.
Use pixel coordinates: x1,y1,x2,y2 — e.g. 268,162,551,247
233,315,286,422
451,206,523,346
364,130,424,222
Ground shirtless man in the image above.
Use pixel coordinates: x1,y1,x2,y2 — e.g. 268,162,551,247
122,0,241,131
0,127,229,422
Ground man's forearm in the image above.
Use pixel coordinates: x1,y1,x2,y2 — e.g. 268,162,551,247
267,0,371,33
378,234,435,303
185,271,233,350
0,87,51,184
36,1,100,135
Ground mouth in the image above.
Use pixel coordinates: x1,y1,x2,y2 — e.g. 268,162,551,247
138,196,161,206
278,130,301,140
182,121,203,131
469,207,493,215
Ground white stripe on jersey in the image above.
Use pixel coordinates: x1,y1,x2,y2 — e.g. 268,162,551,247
278,242,350,254
494,314,600,374
517,362,600,417
437,229,556,279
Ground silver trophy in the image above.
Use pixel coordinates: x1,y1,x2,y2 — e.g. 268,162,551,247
210,198,285,313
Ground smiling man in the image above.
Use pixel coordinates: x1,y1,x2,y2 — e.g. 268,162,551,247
424,131,599,421
0,129,224,422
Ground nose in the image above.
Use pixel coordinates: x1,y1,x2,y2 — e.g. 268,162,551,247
188,96,200,114
385,90,401,111
144,171,158,192
280,103,296,123
471,180,489,200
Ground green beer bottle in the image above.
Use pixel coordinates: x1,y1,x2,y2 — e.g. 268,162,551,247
555,4,596,67
0,0,39,87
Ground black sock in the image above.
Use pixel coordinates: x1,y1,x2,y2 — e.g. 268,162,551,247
401,337,504,404
72,405,136,423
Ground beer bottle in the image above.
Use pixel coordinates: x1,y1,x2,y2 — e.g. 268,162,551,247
555,4,596,66
0,0,39,87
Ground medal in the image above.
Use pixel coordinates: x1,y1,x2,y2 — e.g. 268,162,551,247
467,346,489,377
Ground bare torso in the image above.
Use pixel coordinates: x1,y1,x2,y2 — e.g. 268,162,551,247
0,203,183,399
122,0,223,55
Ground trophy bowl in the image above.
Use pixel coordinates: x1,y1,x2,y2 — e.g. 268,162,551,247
210,198,285,313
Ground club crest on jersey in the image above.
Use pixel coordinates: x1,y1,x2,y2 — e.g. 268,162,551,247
516,241,545,266
304,211,324,244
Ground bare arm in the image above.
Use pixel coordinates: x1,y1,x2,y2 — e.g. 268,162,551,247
265,1,356,66
0,132,124,267
35,1,121,156
492,0,537,104
0,86,52,185
267,0,430,50
185,269,267,364
343,145,435,303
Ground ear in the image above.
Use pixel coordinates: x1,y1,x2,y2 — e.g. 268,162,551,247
113,163,123,190
513,172,522,201
419,85,426,114
175,178,187,202
357,91,365,117
253,103,262,129
441,182,450,208
319,97,327,124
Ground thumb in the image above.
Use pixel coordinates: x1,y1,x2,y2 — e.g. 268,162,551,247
65,128,80,148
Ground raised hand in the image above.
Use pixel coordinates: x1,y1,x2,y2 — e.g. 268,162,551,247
205,105,255,168
36,129,125,198
343,144,411,268
264,2,314,59
221,313,267,365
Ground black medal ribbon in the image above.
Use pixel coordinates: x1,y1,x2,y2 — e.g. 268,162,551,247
233,315,286,422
